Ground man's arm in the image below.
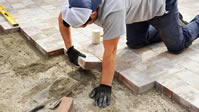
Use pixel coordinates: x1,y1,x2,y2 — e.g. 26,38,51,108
58,12,72,49
89,37,120,108
58,12,86,65
101,37,120,86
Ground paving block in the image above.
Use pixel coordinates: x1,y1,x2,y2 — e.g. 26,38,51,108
149,42,167,54
151,58,184,75
56,97,73,112
77,53,102,71
64,49,102,71
155,82,197,111
156,72,199,112
157,83,199,112
117,45,199,111
179,58,199,74
119,68,155,94
116,48,177,94
117,48,176,94
139,50,158,62
116,49,139,71
0,24,19,33
81,41,104,60
175,70,199,91
173,85,199,112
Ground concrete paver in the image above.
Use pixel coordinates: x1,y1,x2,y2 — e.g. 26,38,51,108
56,97,73,112
157,72,199,111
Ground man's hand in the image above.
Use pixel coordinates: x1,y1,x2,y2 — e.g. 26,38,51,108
89,84,112,108
67,46,86,66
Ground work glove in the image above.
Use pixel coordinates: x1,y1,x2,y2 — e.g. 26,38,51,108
89,84,112,108
66,46,86,66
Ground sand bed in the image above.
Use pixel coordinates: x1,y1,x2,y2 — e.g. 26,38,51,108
0,30,187,112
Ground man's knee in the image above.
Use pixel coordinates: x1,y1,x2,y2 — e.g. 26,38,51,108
166,41,186,54
168,48,184,54
126,42,146,49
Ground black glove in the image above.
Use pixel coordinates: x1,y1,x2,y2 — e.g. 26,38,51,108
66,46,86,66
89,84,112,108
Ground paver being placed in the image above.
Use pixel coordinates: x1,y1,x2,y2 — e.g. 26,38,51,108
64,49,102,71
77,53,102,71
1,0,199,111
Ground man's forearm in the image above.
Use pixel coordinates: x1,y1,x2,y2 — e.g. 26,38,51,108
58,12,72,49
100,37,119,86
101,52,116,86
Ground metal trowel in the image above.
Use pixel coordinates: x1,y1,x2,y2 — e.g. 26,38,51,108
27,76,79,112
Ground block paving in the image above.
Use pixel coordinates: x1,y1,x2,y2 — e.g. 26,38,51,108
0,0,199,111
56,97,73,112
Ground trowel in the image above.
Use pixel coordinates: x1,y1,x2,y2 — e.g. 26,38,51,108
27,76,78,112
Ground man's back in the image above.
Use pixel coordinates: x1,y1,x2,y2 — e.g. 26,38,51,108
95,0,167,40
126,0,167,23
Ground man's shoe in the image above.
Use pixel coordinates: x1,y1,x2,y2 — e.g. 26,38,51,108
179,13,189,26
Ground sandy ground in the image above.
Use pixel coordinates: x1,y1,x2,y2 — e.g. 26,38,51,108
0,30,188,112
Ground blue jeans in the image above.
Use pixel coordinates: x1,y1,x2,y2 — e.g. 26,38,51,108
126,0,199,54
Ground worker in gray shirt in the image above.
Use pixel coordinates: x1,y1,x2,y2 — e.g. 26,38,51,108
58,0,199,108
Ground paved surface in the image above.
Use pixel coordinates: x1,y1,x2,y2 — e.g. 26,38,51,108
0,0,199,111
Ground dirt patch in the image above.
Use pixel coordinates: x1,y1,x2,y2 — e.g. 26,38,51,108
0,30,187,112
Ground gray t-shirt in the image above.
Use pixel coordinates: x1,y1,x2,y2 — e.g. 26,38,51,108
94,0,167,40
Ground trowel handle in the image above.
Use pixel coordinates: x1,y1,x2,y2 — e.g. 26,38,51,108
28,104,45,112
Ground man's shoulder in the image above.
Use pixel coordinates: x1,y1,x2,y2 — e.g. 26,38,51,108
95,0,125,26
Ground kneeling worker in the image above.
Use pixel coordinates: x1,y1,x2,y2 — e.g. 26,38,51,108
58,0,199,108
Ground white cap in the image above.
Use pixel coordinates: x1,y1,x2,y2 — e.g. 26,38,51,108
62,0,101,27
